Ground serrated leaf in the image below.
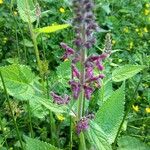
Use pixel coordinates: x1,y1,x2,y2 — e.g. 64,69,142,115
0,64,69,117
99,79,113,103
95,83,125,144
35,24,70,34
25,136,61,150
17,0,36,23
112,65,145,82
86,121,112,150
117,136,150,150
56,60,71,87
0,64,36,100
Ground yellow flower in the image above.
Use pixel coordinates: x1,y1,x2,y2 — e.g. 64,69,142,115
56,114,65,121
143,27,148,33
0,0,3,4
144,9,150,15
3,37,8,41
13,11,18,16
129,41,133,49
132,105,139,112
135,28,139,32
52,22,57,26
59,7,65,13
123,27,129,33
64,58,69,62
145,107,150,113
138,32,143,37
112,40,116,45
145,3,150,8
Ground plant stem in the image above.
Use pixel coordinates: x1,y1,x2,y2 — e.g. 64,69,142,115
79,132,86,150
113,75,143,147
27,100,34,138
0,72,25,150
70,116,72,150
0,115,9,150
46,75,57,146
24,0,44,84
77,25,87,150
10,3,28,64
15,28,21,62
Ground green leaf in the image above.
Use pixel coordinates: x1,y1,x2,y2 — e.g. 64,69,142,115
56,60,71,87
86,121,112,150
117,136,150,150
99,79,113,102
25,136,61,150
34,24,70,34
17,0,36,23
0,64,37,100
20,39,33,47
0,64,68,117
95,83,125,144
101,4,111,15
112,65,145,82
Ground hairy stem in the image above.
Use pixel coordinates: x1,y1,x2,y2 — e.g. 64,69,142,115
0,72,25,150
77,24,87,150
70,116,73,150
79,132,86,150
25,0,44,86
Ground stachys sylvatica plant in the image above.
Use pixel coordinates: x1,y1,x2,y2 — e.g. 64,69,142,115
51,0,112,149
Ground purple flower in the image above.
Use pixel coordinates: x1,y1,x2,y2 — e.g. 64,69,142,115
85,67,94,79
60,43,75,60
95,60,104,71
74,37,83,47
69,80,81,99
76,117,89,134
99,53,109,60
86,55,100,62
84,85,93,100
87,74,105,82
76,113,95,134
72,64,80,79
72,52,81,64
50,92,70,105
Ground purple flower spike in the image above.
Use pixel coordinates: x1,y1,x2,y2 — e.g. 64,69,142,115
50,92,70,105
72,64,80,79
84,85,93,100
76,117,89,135
69,80,81,99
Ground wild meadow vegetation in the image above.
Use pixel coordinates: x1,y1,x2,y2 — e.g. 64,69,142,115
0,0,150,149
